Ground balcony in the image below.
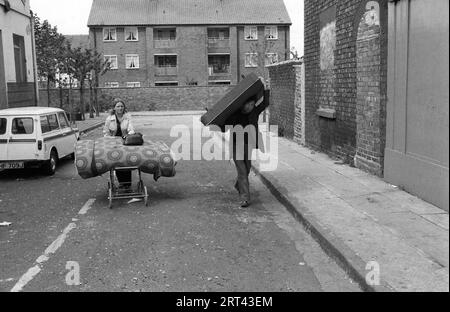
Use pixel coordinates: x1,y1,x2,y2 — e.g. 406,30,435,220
154,39,177,49
207,37,230,48
208,64,230,76
155,66,178,76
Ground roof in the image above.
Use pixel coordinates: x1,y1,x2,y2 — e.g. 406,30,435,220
65,35,90,50
0,107,65,116
87,0,291,27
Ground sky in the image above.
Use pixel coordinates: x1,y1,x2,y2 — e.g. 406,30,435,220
30,0,304,56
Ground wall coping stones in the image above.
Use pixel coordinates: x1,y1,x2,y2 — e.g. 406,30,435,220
316,108,336,119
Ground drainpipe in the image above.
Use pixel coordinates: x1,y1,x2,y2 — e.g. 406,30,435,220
30,10,39,106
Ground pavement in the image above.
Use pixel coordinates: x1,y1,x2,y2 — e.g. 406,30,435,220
250,123,449,292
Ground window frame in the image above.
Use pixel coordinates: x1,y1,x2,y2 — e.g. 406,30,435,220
105,82,120,88
12,117,34,135
125,54,140,69
0,118,7,135
125,27,139,42
154,81,178,87
245,53,258,68
126,82,141,88
265,26,279,40
47,114,60,132
103,28,117,42
104,55,118,70
57,112,70,129
244,26,258,41
265,53,279,66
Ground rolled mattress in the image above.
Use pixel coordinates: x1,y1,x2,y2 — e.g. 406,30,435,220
75,137,176,180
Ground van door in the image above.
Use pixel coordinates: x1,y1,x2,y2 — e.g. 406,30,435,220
41,114,65,158
57,112,77,156
0,117,8,160
7,116,38,161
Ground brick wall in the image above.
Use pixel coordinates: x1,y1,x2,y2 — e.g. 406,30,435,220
267,60,303,140
39,85,232,112
304,0,388,174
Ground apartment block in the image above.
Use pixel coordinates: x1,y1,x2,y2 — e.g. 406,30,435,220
87,0,291,88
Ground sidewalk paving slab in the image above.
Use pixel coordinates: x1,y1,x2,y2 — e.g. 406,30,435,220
253,130,449,292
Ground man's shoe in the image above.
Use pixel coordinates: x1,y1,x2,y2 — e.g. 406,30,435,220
240,200,250,208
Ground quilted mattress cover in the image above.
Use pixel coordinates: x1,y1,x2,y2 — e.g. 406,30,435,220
75,137,176,180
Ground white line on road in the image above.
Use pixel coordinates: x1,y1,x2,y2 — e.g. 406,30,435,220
10,198,95,292
78,199,96,215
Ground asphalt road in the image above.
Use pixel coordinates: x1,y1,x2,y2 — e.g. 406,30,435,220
0,115,360,292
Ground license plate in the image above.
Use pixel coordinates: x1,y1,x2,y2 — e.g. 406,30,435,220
0,162,24,169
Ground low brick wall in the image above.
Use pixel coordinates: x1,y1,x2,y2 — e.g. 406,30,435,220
39,85,233,112
267,60,304,141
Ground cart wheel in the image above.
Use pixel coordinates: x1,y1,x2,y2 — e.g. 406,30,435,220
144,186,148,207
108,188,113,209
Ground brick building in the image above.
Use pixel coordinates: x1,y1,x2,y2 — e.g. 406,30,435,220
87,0,291,88
303,0,388,176
0,0,38,108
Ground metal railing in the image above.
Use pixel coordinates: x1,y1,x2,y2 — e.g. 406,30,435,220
155,66,178,76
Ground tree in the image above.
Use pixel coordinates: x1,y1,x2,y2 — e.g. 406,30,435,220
33,14,66,107
89,50,110,117
69,46,95,120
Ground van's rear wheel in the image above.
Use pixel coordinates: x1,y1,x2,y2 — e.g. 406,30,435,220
43,150,58,175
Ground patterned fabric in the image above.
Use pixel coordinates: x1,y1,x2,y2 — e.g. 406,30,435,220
75,137,176,180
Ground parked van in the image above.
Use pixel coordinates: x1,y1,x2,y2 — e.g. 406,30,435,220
0,107,79,175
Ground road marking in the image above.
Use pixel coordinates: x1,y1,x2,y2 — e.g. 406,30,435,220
78,199,96,215
10,222,77,292
11,266,41,292
10,198,94,292
0,278,14,283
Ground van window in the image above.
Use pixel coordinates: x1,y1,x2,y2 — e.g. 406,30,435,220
40,116,51,133
0,118,6,135
48,114,60,131
58,112,70,129
12,118,34,135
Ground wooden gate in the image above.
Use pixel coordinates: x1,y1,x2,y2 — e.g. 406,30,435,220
385,0,449,210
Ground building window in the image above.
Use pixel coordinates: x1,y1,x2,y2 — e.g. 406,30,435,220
125,27,138,41
104,55,118,69
13,34,27,83
125,54,139,69
103,28,117,41
155,29,176,40
208,80,231,85
265,26,278,40
245,53,258,67
208,55,230,75
155,81,178,87
154,55,177,76
244,26,258,40
126,82,141,88
105,82,119,88
265,53,278,65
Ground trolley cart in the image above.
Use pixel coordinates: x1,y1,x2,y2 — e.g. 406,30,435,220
107,166,148,209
